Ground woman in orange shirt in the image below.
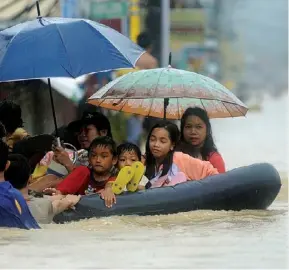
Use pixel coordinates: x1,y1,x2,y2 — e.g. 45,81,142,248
176,107,226,173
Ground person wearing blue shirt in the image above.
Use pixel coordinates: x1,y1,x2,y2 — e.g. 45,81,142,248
0,138,40,230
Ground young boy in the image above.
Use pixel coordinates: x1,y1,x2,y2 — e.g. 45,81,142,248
47,136,118,208
0,141,40,229
5,154,80,224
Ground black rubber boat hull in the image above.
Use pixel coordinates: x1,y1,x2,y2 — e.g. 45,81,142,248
54,163,281,223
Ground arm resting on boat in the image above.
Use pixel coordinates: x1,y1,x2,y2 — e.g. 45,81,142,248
51,195,81,215
174,152,219,180
99,181,116,208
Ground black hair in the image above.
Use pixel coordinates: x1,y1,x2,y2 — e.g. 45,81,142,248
0,122,7,139
145,120,180,179
117,142,142,161
68,111,113,140
0,140,8,172
4,154,30,190
179,107,218,160
137,32,152,50
0,100,23,134
86,112,113,139
88,136,117,157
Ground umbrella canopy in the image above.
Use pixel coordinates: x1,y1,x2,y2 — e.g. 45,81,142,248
0,1,144,137
0,17,144,81
88,66,248,119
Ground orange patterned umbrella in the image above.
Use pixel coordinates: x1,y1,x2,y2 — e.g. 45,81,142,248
88,66,248,119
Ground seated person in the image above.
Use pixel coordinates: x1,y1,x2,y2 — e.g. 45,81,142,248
52,125,80,150
144,121,219,188
55,111,113,170
29,111,113,191
5,154,80,224
0,100,27,151
175,107,225,173
47,125,218,207
45,138,149,207
0,101,54,175
112,121,219,192
111,142,148,194
34,111,113,178
13,134,54,173
45,136,118,208
0,141,39,229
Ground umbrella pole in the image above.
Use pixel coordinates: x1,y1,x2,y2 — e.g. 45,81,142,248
36,1,59,143
164,98,169,120
48,79,59,139
163,53,171,120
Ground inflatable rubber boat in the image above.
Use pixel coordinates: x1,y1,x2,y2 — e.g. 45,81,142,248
53,163,281,224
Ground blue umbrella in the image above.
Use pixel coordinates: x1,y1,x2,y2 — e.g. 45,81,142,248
0,1,144,136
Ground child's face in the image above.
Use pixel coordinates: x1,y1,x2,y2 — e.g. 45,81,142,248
149,128,174,159
118,150,139,169
89,145,117,174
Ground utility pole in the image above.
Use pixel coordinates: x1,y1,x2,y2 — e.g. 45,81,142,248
161,0,170,67
213,0,223,82
130,0,141,42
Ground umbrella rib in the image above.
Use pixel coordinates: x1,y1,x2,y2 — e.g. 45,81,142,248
200,99,207,113
0,24,26,66
112,70,147,99
198,73,237,102
0,24,24,50
221,101,234,118
94,98,106,108
153,68,166,98
142,70,165,119
178,68,187,98
176,97,180,120
54,24,74,77
123,72,146,98
177,68,186,119
150,68,167,118
90,74,127,99
147,98,154,119
139,99,149,117
118,98,129,112
231,102,248,117
87,21,138,67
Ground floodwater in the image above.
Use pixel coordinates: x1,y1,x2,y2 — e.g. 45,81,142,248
0,95,287,269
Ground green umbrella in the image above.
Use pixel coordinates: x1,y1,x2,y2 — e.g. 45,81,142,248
88,61,248,119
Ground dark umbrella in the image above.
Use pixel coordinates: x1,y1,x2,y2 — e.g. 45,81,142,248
0,1,144,139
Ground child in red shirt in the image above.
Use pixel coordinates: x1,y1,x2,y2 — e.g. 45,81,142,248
45,136,118,208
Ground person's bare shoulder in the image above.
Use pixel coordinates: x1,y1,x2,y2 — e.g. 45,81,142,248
136,52,158,69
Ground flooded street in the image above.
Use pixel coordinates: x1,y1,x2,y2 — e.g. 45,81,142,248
0,0,287,268
0,95,287,269
211,94,287,174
